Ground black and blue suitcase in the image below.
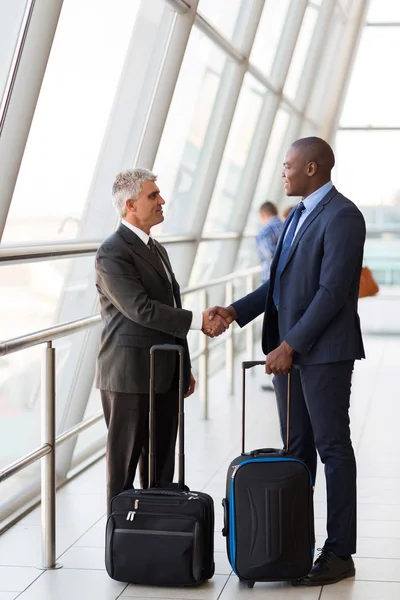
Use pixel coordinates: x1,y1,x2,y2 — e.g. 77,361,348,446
105,344,215,586
222,361,314,588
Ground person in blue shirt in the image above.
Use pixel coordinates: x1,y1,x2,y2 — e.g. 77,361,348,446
256,201,284,284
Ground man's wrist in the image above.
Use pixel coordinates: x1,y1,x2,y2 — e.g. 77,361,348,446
227,305,238,321
282,340,294,355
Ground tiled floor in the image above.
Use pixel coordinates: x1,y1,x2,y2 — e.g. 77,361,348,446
1,335,399,599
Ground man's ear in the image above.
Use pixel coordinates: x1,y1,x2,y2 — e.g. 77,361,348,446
126,199,136,213
307,161,317,177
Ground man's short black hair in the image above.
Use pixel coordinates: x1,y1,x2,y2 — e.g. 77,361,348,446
259,201,278,216
291,136,335,171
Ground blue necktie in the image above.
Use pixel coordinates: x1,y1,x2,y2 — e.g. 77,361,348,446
272,201,305,309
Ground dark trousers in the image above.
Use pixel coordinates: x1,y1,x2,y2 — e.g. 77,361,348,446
101,380,179,513
273,361,357,556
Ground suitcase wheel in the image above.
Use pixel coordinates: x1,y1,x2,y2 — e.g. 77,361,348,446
239,578,255,588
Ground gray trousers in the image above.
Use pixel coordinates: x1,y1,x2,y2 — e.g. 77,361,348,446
101,380,178,513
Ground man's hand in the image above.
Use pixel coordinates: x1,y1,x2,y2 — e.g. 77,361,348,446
265,341,294,375
184,372,196,398
201,308,229,337
207,305,237,325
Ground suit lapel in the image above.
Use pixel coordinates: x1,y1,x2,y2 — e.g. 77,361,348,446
282,186,338,272
117,224,169,282
269,208,295,283
156,241,182,308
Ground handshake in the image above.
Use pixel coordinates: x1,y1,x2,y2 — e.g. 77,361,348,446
201,305,238,338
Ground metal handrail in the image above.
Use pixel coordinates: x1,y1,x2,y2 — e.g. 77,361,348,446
0,232,260,264
0,315,101,357
0,266,261,568
0,267,260,357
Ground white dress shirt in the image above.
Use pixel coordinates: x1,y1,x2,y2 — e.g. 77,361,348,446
121,220,202,330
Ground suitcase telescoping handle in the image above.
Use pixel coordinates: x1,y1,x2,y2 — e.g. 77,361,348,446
241,361,292,454
149,344,185,490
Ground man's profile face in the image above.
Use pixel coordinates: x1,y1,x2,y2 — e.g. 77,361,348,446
132,180,165,230
281,146,310,198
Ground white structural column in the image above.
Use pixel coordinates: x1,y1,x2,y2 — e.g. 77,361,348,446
54,0,200,479
270,0,308,92
0,0,64,240
320,0,370,141
170,1,265,287
295,0,336,116
206,1,310,282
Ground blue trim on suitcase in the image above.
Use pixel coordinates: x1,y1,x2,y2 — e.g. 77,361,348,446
229,457,313,575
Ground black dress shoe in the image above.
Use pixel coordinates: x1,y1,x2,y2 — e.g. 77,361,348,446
294,548,355,586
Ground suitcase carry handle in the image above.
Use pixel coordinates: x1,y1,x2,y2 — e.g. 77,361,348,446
242,360,266,369
246,448,286,457
149,344,185,490
241,361,292,454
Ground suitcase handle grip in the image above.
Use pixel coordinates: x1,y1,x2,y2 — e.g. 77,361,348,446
242,363,292,454
221,498,228,537
245,448,287,457
149,344,185,490
242,361,265,370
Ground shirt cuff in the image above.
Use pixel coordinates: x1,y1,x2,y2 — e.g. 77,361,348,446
190,311,203,331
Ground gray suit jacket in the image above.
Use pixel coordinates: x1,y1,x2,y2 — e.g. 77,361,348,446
95,224,192,394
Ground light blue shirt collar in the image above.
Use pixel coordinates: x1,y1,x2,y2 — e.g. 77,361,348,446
302,181,333,214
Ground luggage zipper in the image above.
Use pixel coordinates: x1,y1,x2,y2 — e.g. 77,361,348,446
111,511,198,522
231,465,239,478
126,500,139,520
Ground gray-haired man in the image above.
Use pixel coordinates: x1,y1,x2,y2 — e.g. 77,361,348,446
95,168,227,511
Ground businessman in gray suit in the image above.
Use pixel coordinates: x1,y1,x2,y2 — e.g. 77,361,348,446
95,168,227,512
208,138,366,586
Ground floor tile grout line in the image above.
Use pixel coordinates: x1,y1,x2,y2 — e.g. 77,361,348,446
55,511,107,562
354,342,386,456
216,572,233,600
114,581,129,599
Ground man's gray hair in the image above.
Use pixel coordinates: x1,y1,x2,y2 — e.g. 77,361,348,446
112,168,157,217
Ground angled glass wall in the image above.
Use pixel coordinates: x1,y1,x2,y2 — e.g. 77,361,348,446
0,0,369,523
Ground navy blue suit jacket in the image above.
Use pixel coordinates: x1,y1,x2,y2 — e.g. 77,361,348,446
232,187,366,365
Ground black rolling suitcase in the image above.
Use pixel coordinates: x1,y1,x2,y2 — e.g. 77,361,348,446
222,361,315,588
105,344,215,586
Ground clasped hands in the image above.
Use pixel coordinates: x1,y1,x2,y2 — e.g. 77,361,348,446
202,305,294,375
201,305,237,338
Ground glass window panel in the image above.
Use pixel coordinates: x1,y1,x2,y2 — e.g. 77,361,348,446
197,0,246,43
335,130,400,213
235,237,260,272
306,10,343,123
340,27,400,127
189,240,235,304
203,74,268,234
153,28,228,236
250,0,291,77
0,0,28,106
367,0,400,22
0,332,87,513
245,108,291,234
72,383,106,464
0,255,95,340
2,0,141,244
283,6,318,102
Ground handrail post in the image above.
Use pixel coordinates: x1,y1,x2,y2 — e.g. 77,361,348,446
225,281,234,395
41,341,61,569
199,290,209,419
246,274,255,373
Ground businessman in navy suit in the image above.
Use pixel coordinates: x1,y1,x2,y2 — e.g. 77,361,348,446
209,137,366,586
